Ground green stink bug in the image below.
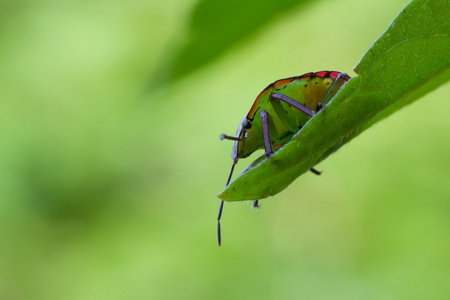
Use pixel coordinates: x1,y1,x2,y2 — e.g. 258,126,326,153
217,71,350,246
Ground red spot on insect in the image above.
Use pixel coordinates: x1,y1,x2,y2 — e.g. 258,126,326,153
329,71,340,79
315,71,328,77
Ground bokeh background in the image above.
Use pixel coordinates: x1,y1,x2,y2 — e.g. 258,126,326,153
1,0,449,299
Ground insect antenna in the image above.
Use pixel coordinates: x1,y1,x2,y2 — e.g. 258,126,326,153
220,134,243,141
217,159,237,246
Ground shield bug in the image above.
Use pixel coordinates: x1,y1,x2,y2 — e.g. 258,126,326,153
217,71,350,246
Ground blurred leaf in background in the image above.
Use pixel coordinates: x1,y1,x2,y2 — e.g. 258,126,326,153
149,0,315,88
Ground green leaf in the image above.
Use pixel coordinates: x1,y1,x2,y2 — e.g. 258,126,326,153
218,0,450,201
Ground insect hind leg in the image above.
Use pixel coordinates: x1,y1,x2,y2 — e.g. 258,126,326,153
270,93,315,118
320,72,350,107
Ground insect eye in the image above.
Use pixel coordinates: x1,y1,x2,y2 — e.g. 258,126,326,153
241,119,252,130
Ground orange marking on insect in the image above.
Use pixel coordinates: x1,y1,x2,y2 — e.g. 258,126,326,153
299,72,313,80
273,78,294,89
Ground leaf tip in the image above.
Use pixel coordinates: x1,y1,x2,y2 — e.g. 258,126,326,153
216,189,226,200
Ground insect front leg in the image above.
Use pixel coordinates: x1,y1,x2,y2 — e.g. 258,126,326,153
260,110,273,158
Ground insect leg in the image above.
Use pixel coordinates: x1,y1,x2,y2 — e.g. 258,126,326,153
310,167,322,175
270,94,324,176
320,72,349,106
252,110,275,214
315,103,323,112
270,93,315,118
260,110,273,158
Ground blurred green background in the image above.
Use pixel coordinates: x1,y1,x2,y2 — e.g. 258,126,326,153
1,0,449,299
